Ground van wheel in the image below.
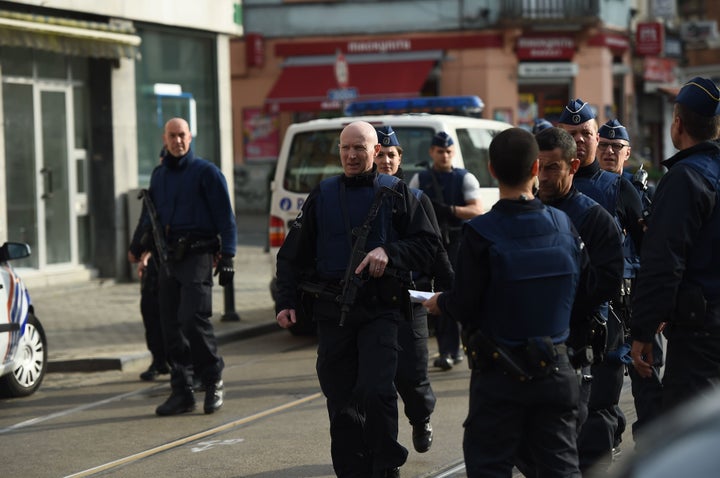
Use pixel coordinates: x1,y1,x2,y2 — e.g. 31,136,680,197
0,313,48,397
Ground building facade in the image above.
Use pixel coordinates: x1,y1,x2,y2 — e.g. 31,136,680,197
232,0,636,172
0,0,242,285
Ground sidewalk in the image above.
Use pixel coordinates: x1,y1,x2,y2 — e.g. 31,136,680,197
34,213,279,373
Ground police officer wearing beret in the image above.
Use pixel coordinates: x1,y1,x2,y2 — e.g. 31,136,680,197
409,132,483,371
557,100,644,470
425,127,590,477
597,119,664,442
631,77,720,414
129,118,237,416
375,126,455,454
275,121,440,478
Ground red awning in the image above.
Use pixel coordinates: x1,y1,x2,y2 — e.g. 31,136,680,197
264,59,435,113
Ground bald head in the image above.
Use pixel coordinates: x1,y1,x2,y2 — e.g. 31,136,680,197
164,118,192,157
339,121,380,177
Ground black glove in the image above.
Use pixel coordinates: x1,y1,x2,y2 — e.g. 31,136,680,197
215,254,235,287
431,200,453,222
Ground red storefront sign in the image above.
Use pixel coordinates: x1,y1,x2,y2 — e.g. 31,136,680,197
636,22,664,56
516,36,575,60
643,57,676,83
243,107,279,161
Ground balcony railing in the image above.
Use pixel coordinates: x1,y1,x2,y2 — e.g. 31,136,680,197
498,0,601,26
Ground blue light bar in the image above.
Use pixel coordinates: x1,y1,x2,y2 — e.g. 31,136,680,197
344,96,485,117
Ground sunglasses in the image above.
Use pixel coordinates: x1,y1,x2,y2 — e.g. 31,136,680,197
597,142,629,153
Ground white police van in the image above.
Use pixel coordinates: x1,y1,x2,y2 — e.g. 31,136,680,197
268,98,513,334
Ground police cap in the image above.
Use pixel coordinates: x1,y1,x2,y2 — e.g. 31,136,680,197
599,119,630,141
676,77,720,117
376,125,401,147
532,118,553,134
558,98,596,125
431,131,454,148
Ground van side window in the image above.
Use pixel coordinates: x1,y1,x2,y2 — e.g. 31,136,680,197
456,128,499,188
284,131,343,193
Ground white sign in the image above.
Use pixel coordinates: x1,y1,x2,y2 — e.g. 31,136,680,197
327,88,358,101
518,62,578,78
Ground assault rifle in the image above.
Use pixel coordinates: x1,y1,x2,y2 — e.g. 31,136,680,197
138,189,171,276
338,185,403,326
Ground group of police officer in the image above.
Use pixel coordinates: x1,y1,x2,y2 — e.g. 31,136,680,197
274,76,720,477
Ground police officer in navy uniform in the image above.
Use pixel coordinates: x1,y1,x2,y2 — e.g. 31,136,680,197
597,119,664,441
375,125,454,454
631,77,720,414
129,118,237,416
409,132,483,370
514,127,624,477
276,121,439,478
557,100,643,470
425,127,589,477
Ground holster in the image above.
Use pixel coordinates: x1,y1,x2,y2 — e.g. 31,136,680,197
672,282,707,328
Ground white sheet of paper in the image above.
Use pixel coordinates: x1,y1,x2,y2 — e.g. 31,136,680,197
409,289,435,303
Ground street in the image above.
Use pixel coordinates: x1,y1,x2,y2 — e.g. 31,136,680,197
1,329,475,478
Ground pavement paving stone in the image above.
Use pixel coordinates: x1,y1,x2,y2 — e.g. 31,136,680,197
32,242,277,373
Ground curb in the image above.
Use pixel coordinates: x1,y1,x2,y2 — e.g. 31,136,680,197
47,322,282,374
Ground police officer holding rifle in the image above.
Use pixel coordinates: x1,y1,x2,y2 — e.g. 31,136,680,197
275,121,439,478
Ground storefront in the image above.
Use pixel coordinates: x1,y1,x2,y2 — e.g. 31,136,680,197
232,28,633,165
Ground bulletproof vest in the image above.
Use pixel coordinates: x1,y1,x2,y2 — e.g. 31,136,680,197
575,168,639,278
417,168,467,229
315,174,400,280
681,152,720,304
555,190,610,322
469,205,582,346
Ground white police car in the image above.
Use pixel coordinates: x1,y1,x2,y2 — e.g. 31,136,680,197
0,242,47,397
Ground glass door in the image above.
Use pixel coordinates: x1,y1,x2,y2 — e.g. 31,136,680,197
3,84,75,268
39,89,73,265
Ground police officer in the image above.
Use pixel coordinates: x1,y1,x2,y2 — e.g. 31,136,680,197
129,117,237,416
513,127,624,477
275,121,439,478
409,131,483,370
375,125,455,454
597,119,655,209
425,127,588,477
557,100,643,470
597,119,664,441
631,77,720,414
129,146,169,382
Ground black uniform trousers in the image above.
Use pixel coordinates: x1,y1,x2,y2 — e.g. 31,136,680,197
395,303,436,426
315,308,408,478
158,252,224,391
662,330,720,412
464,352,580,478
435,238,461,359
627,331,664,439
140,257,166,369
577,312,625,472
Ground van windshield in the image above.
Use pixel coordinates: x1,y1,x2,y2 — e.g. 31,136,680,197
283,126,500,194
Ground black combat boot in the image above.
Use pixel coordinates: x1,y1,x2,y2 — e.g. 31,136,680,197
155,388,195,416
412,419,433,453
204,380,224,414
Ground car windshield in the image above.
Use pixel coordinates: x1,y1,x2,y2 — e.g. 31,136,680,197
282,126,501,194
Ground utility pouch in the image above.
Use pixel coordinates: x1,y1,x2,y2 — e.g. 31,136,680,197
524,336,557,378
674,283,707,327
172,237,188,262
589,313,608,364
